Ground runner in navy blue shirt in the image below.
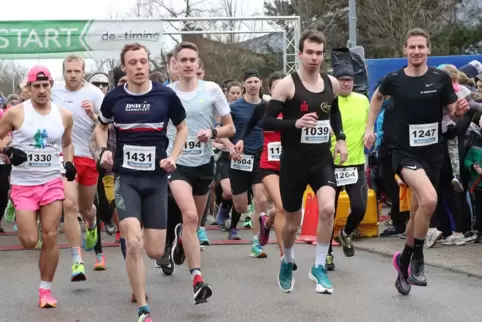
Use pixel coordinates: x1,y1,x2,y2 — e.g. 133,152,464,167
95,43,187,322
220,69,268,257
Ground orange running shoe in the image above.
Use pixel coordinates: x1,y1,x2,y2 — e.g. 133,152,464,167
38,289,57,308
93,254,106,271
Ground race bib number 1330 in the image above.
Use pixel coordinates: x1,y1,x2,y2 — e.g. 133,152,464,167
409,123,438,147
122,145,156,171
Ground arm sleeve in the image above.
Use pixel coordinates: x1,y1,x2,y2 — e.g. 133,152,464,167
98,92,114,124
211,83,231,118
441,73,458,106
330,98,343,138
240,102,266,140
168,92,187,126
261,100,296,131
469,99,482,112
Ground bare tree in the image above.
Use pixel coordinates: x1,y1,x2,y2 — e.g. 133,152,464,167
0,61,28,96
213,0,244,43
356,0,477,57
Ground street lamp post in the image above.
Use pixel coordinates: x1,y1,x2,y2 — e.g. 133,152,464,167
347,0,357,48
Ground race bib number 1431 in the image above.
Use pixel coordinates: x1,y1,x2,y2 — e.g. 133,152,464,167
122,145,156,171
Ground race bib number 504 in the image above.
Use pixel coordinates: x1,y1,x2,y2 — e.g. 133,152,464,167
409,123,438,147
301,120,330,144
122,145,156,171
230,155,254,172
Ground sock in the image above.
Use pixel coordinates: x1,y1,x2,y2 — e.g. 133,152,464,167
222,199,232,210
39,281,52,290
315,243,329,267
283,247,293,263
190,268,203,286
252,235,259,245
342,228,348,237
137,305,150,316
412,238,425,260
88,221,96,230
71,247,82,264
120,238,127,260
399,244,414,277
115,231,121,240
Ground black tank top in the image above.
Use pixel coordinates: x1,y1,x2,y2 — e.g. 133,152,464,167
281,72,335,158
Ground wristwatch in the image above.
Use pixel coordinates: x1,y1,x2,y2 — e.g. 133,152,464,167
336,133,346,141
211,128,218,139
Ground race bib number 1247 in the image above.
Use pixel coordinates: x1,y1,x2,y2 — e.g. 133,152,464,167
409,123,438,147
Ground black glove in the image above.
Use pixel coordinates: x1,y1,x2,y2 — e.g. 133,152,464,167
64,161,77,181
3,146,27,166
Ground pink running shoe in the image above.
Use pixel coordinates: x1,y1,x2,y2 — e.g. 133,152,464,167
258,213,271,246
38,288,57,308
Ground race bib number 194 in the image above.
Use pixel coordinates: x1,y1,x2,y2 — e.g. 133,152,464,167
182,137,204,156
409,123,438,147
122,145,156,171
300,120,330,144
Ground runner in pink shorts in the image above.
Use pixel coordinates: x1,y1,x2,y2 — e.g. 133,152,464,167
0,65,77,309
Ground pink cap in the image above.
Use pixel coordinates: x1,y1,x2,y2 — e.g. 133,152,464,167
27,65,52,83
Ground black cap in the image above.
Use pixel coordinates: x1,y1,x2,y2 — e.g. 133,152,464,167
333,61,354,79
244,69,260,81
113,67,126,85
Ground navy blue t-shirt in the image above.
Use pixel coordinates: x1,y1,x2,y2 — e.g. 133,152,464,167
230,97,263,155
99,82,186,175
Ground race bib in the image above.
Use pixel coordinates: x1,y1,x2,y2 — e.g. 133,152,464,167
231,154,254,172
26,150,53,168
182,137,204,156
335,167,358,186
60,155,65,174
122,145,156,171
409,123,438,147
301,120,331,144
267,142,282,161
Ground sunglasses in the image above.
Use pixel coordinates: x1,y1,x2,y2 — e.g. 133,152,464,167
92,82,109,88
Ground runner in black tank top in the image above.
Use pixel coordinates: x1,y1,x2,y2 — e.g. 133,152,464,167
261,29,347,295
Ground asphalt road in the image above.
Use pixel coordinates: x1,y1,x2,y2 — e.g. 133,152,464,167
1,230,481,322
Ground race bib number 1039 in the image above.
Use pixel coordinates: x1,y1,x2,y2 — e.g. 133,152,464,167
300,120,331,144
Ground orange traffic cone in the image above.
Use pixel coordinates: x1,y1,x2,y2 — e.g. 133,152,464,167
299,193,318,244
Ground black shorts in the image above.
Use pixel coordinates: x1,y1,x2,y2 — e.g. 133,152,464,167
392,146,443,188
114,173,168,229
168,158,214,196
259,168,280,180
280,152,337,213
216,152,231,181
229,153,263,196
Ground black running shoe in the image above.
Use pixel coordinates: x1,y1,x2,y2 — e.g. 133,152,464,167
155,245,171,268
392,252,411,295
337,229,355,257
171,224,185,265
104,221,116,235
408,257,427,286
325,253,335,271
161,255,174,276
193,281,212,305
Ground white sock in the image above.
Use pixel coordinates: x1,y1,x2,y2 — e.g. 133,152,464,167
284,247,293,263
253,235,259,244
39,281,52,290
342,229,348,237
315,243,329,267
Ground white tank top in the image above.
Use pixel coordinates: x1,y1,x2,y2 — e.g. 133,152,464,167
10,100,65,186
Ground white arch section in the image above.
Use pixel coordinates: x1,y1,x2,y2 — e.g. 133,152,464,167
162,16,301,74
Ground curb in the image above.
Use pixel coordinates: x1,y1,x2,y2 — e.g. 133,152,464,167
355,243,482,279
